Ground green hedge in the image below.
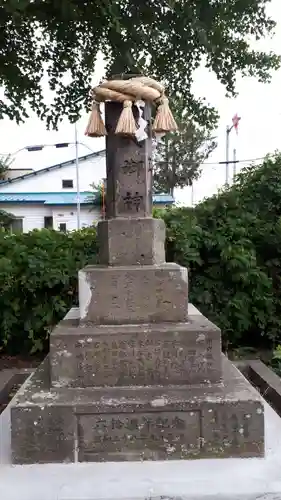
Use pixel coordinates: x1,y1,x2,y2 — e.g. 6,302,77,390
162,206,276,349
1,154,281,354
161,154,281,349
0,228,98,354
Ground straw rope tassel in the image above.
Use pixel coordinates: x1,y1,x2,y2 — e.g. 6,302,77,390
152,96,178,134
115,100,136,136
85,77,178,137
85,101,107,137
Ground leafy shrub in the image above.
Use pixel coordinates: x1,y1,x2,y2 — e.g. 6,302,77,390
161,154,281,349
270,345,281,376
0,228,98,354
160,206,274,349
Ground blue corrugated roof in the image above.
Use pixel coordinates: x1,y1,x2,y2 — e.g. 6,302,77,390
0,192,174,205
153,194,174,204
0,192,94,205
44,192,93,205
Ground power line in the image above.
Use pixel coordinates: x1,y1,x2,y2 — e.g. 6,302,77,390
156,153,277,167
0,142,96,157
193,154,275,166
216,155,273,165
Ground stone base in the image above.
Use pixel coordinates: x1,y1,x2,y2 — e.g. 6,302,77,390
79,263,188,324
98,217,166,266
1,401,281,500
10,356,264,464
50,308,222,387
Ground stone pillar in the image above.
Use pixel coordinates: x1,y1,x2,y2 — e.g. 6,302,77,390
104,101,153,219
78,100,189,324
97,101,165,267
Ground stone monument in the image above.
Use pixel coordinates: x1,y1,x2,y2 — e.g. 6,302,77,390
10,87,264,464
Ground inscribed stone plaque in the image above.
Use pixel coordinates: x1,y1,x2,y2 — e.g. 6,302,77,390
77,411,200,461
71,330,220,386
79,263,189,324
50,314,222,388
207,407,256,447
117,160,150,217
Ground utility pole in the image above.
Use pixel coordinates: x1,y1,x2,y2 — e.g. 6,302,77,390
191,183,194,207
225,125,231,186
75,123,81,230
233,148,237,179
225,114,241,186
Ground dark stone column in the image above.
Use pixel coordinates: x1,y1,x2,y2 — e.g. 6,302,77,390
104,101,153,219
97,100,166,266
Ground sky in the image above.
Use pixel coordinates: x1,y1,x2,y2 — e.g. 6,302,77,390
0,0,281,206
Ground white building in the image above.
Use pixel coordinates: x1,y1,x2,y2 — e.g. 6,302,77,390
0,151,174,232
1,150,105,193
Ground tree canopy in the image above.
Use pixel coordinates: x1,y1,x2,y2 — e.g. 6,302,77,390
0,154,13,180
0,209,13,229
1,0,279,128
153,100,216,195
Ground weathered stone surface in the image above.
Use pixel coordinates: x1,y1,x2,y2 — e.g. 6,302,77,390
105,101,153,219
11,359,76,464
246,359,281,417
10,355,264,464
98,217,166,266
50,308,222,387
79,263,188,324
77,410,201,461
0,368,31,412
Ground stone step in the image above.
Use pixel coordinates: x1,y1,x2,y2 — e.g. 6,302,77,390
50,308,222,388
78,263,188,324
10,356,264,464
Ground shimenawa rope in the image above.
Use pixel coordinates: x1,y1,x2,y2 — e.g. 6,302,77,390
85,76,178,138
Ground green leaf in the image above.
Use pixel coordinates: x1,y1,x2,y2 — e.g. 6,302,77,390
0,0,279,128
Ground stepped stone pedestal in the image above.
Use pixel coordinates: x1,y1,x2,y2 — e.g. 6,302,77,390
10,100,264,464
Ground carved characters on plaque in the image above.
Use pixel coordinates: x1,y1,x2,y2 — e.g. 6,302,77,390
77,411,201,456
75,336,216,385
116,157,149,215
122,191,143,212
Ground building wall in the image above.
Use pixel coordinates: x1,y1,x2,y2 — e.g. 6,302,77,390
0,204,49,232
0,203,101,232
52,206,99,231
0,153,105,193
5,169,34,180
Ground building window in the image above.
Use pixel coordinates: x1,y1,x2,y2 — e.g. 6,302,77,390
62,179,73,188
10,218,23,233
59,223,67,232
44,216,53,229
